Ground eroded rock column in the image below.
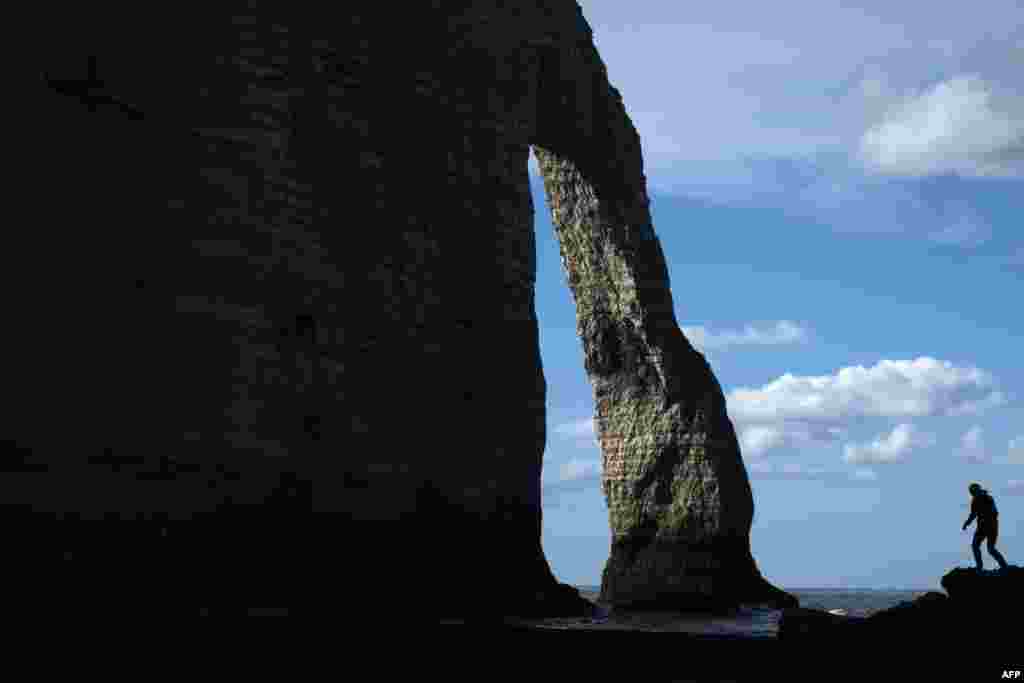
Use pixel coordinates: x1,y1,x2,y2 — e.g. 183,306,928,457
532,6,795,610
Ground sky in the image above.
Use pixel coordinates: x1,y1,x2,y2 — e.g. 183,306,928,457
534,0,1024,590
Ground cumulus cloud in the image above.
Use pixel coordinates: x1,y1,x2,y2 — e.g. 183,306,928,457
531,6,1024,260
954,426,988,463
843,423,935,464
859,75,1024,178
727,357,1005,424
738,425,786,458
681,321,808,352
738,422,845,459
1009,436,1024,464
554,358,1005,476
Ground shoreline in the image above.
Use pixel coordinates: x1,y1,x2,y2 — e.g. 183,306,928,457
445,591,784,636
439,585,934,636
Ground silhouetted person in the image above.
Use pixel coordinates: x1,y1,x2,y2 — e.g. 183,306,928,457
962,482,1009,572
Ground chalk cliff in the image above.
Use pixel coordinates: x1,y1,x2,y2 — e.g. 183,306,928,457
17,2,790,615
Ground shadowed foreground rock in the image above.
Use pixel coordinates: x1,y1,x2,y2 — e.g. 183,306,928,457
17,2,785,617
940,565,1024,604
779,566,1023,644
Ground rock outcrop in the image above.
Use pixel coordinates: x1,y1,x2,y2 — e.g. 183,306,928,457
17,2,787,616
940,565,1024,605
779,566,1023,644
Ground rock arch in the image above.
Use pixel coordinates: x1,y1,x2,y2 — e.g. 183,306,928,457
16,2,792,616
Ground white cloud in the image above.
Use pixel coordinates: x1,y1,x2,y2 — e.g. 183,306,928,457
955,426,988,463
859,75,1024,178
681,321,808,351
842,423,935,464
738,422,845,459
532,5,1024,257
727,357,1004,424
1009,436,1024,464
577,2,1022,167
738,425,786,458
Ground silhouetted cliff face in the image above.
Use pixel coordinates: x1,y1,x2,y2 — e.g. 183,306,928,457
17,3,786,615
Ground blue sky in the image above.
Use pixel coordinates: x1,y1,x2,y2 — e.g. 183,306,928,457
535,1,1023,590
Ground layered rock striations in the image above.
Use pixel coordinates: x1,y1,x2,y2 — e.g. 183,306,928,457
19,2,787,616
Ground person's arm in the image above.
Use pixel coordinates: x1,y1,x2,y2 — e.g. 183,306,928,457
963,500,978,530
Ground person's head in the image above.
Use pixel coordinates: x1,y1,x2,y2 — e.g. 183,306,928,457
969,483,982,496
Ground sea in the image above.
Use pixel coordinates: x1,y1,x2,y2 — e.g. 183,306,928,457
551,585,934,636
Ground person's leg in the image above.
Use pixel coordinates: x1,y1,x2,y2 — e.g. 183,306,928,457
972,530,985,570
985,521,1008,570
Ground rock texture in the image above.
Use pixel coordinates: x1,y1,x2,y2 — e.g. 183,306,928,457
536,142,792,608
18,2,785,616
533,85,793,607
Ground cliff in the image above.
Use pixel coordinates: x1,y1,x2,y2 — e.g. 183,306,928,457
16,2,789,616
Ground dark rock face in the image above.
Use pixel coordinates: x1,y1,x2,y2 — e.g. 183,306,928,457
779,567,1023,644
777,606,869,640
17,2,783,616
940,566,1024,606
778,592,952,642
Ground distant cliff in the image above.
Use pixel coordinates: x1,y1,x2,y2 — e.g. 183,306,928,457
18,2,789,616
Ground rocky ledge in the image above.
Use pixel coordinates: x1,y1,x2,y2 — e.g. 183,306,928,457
778,565,1023,644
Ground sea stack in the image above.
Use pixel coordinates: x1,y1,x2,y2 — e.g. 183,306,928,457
535,146,794,610
530,11,794,610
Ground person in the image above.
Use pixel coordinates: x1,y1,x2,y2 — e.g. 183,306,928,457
962,483,1009,572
